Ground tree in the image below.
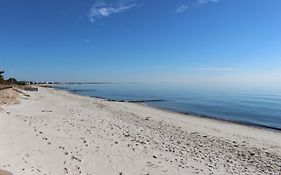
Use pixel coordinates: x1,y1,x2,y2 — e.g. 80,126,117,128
6,78,18,84
0,70,4,82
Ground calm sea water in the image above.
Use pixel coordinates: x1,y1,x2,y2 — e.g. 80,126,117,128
57,83,281,130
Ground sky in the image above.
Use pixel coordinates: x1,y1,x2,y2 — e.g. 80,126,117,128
0,0,281,88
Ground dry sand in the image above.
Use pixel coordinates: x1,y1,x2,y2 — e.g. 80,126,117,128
0,169,12,175
0,88,20,112
0,87,280,175
0,88,20,105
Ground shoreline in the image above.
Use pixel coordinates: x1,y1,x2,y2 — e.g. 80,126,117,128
1,87,281,175
55,87,281,132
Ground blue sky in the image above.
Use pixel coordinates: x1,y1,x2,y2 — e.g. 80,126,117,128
0,0,281,87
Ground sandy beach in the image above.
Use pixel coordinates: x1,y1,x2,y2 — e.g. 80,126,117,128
0,87,281,175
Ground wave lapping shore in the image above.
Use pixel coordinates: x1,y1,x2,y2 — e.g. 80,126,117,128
0,87,281,175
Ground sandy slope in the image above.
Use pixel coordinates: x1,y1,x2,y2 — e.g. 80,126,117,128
0,87,280,175
0,88,20,110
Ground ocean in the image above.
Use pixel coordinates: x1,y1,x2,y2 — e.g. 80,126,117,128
56,83,281,130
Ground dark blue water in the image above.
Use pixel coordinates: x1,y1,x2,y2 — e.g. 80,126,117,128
57,83,281,130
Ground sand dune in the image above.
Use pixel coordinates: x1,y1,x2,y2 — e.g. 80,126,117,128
0,88,20,109
0,87,280,175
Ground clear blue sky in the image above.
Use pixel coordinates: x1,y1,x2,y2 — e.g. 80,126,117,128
1,0,281,87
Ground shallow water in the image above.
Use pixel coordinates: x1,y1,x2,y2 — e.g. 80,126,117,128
57,83,281,130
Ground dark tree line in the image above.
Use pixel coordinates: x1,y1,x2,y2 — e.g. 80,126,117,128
0,70,19,84
0,70,4,82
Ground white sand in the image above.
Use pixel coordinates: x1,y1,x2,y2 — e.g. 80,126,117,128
0,87,280,175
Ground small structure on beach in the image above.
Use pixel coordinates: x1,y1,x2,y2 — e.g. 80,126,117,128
24,86,39,92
